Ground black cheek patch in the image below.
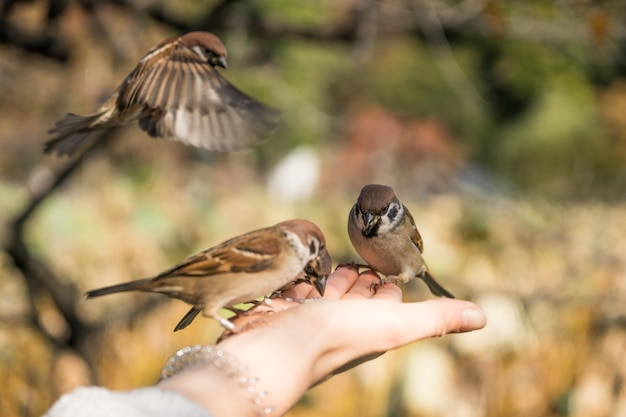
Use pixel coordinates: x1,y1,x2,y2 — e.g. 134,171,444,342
387,205,399,222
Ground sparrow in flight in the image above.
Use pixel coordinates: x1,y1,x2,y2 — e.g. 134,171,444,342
46,31,280,156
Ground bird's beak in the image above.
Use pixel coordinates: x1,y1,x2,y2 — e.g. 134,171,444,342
305,250,332,296
313,274,327,297
216,57,228,69
362,212,380,237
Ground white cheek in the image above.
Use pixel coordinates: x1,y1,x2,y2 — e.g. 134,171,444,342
285,231,310,264
378,203,404,234
377,219,396,234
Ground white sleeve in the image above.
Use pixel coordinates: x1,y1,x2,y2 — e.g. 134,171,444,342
44,387,212,417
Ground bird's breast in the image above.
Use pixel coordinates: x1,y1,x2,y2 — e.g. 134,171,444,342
354,229,422,277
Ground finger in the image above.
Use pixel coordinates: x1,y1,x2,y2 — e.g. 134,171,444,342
343,298,487,346
322,266,360,300
316,298,485,366
401,298,487,336
280,281,316,300
341,270,381,299
369,279,402,301
223,296,302,339
291,298,486,384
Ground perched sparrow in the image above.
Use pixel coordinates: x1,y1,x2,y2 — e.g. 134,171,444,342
86,219,330,331
175,247,332,332
347,184,454,298
45,31,280,156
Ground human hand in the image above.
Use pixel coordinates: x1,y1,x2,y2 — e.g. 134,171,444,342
159,267,486,417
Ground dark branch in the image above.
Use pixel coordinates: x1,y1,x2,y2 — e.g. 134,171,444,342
0,20,68,61
4,131,170,357
6,133,115,350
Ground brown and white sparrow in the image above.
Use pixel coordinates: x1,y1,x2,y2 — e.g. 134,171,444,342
86,219,330,331
347,184,454,298
45,31,280,156
175,241,333,332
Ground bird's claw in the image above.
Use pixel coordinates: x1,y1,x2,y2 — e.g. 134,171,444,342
369,277,398,293
217,317,269,343
224,306,249,314
218,317,235,331
335,262,370,272
369,279,382,293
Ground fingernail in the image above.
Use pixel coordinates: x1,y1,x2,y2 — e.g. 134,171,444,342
461,308,487,331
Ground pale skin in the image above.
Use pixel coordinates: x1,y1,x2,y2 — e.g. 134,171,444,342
158,267,487,417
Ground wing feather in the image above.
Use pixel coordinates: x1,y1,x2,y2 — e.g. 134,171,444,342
152,228,282,281
116,41,279,151
404,206,425,253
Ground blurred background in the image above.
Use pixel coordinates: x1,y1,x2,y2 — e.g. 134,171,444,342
1,0,625,416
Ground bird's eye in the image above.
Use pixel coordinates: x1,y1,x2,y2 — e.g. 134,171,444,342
381,205,389,215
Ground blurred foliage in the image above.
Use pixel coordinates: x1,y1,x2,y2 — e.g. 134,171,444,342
1,0,626,416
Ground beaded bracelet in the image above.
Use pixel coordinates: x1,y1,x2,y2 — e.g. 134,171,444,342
161,345,274,416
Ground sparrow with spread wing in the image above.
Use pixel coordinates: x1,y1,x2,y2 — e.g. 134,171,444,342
46,31,280,156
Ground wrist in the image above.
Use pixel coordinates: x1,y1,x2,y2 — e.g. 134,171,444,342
158,346,273,417
217,305,329,414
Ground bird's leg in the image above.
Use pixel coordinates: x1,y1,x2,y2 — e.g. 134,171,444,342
266,291,308,304
369,279,382,293
369,275,399,293
217,316,269,343
380,275,400,286
223,306,249,314
211,313,235,331
272,278,326,300
235,299,278,314
215,300,282,343
267,290,284,299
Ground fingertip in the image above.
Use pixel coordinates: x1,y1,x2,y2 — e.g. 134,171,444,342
460,307,487,331
405,298,487,337
334,265,361,277
323,266,360,299
286,282,316,299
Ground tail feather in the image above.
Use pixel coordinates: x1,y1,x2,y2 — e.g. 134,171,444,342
45,113,103,156
173,307,202,332
85,278,154,298
421,270,455,299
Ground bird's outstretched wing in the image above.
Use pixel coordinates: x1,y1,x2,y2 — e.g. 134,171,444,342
119,42,280,151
